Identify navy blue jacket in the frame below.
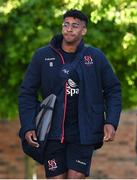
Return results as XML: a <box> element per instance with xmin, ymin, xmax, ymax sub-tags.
<box><xmin>18</xmin><ymin>34</ymin><xmax>121</xmax><ymax>147</ymax></box>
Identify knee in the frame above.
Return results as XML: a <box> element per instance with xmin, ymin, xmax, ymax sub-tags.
<box><xmin>67</xmin><ymin>169</ymin><xmax>85</xmax><ymax>179</ymax></box>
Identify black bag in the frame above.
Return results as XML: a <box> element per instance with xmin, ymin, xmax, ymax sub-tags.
<box><xmin>21</xmin><ymin>94</ymin><xmax>56</xmax><ymax>164</ymax></box>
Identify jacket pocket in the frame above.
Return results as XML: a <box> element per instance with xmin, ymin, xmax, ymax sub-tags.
<box><xmin>90</xmin><ymin>104</ymin><xmax>105</xmax><ymax>134</ymax></box>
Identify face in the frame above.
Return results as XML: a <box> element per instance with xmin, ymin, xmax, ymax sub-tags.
<box><xmin>62</xmin><ymin>17</ymin><xmax>87</xmax><ymax>44</ymax></box>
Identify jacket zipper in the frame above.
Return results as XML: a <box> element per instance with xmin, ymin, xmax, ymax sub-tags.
<box><xmin>50</xmin><ymin>46</ymin><xmax>67</xmax><ymax>143</ymax></box>
<box><xmin>61</xmin><ymin>82</ymin><xmax>67</xmax><ymax>143</ymax></box>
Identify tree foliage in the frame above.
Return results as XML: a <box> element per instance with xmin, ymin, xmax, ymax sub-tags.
<box><xmin>0</xmin><ymin>0</ymin><xmax>137</xmax><ymax>120</ymax></box>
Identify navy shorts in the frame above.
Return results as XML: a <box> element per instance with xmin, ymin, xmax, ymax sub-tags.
<box><xmin>44</xmin><ymin>140</ymin><xmax>94</xmax><ymax>177</ymax></box>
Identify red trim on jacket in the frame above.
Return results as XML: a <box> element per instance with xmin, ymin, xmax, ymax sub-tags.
<box><xmin>50</xmin><ymin>46</ymin><xmax>67</xmax><ymax>143</ymax></box>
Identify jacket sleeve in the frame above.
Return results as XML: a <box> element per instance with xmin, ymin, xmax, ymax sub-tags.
<box><xmin>18</xmin><ymin>49</ymin><xmax>41</xmax><ymax>138</ymax></box>
<box><xmin>100</xmin><ymin>51</ymin><xmax>122</xmax><ymax>130</ymax></box>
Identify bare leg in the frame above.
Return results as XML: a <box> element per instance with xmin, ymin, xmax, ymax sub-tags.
<box><xmin>67</xmin><ymin>169</ymin><xmax>85</xmax><ymax>179</ymax></box>
<box><xmin>48</xmin><ymin>172</ymin><xmax>67</xmax><ymax>179</ymax></box>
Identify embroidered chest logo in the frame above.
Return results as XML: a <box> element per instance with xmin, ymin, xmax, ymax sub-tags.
<box><xmin>84</xmin><ymin>55</ymin><xmax>93</xmax><ymax>66</ymax></box>
<box><xmin>45</xmin><ymin>57</ymin><xmax>55</xmax><ymax>67</ymax></box>
<box><xmin>48</xmin><ymin>159</ymin><xmax>57</xmax><ymax>171</ymax></box>
<box><xmin>49</xmin><ymin>62</ymin><xmax>53</xmax><ymax>67</ymax></box>
<box><xmin>45</xmin><ymin>57</ymin><xmax>55</xmax><ymax>61</ymax></box>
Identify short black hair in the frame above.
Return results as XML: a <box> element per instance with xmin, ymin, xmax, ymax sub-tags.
<box><xmin>63</xmin><ymin>9</ymin><xmax>88</xmax><ymax>26</ymax></box>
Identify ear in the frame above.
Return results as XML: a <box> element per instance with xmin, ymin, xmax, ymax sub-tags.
<box><xmin>82</xmin><ymin>28</ymin><xmax>87</xmax><ymax>36</ymax></box>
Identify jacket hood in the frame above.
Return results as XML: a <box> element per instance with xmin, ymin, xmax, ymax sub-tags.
<box><xmin>50</xmin><ymin>34</ymin><xmax>84</xmax><ymax>53</ymax></box>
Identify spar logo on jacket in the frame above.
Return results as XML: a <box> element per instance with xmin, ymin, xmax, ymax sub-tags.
<box><xmin>66</xmin><ymin>79</ymin><xmax>79</xmax><ymax>96</ymax></box>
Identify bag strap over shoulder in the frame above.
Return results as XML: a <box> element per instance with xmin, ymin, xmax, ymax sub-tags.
<box><xmin>60</xmin><ymin>47</ymin><xmax>86</xmax><ymax>78</ymax></box>
<box><xmin>56</xmin><ymin>47</ymin><xmax>87</xmax><ymax>95</ymax></box>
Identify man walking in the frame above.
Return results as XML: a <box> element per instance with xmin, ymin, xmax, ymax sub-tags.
<box><xmin>18</xmin><ymin>9</ymin><xmax>122</xmax><ymax>179</ymax></box>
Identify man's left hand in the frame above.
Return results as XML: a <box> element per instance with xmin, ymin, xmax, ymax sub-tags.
<box><xmin>103</xmin><ymin>124</ymin><xmax>116</xmax><ymax>142</ymax></box>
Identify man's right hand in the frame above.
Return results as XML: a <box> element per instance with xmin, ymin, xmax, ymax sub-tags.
<box><xmin>25</xmin><ymin>130</ymin><xmax>39</xmax><ymax>148</ymax></box>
